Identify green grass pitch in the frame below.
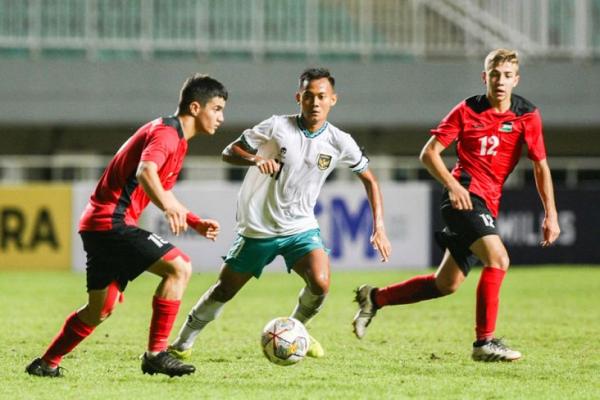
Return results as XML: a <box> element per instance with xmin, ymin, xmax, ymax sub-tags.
<box><xmin>2</xmin><ymin>267</ymin><xmax>599</xmax><ymax>399</ymax></box>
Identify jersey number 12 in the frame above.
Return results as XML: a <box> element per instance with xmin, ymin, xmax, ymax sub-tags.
<box><xmin>478</xmin><ymin>135</ymin><xmax>499</xmax><ymax>156</ymax></box>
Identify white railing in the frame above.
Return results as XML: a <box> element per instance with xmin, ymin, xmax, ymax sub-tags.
<box><xmin>0</xmin><ymin>0</ymin><xmax>598</xmax><ymax>60</ymax></box>
<box><xmin>1</xmin><ymin>154</ymin><xmax>599</xmax><ymax>189</ymax></box>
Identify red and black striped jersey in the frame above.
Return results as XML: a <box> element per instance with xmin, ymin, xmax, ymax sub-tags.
<box><xmin>79</xmin><ymin>116</ymin><xmax>188</xmax><ymax>231</ymax></box>
<box><xmin>431</xmin><ymin>94</ymin><xmax>546</xmax><ymax>217</ymax></box>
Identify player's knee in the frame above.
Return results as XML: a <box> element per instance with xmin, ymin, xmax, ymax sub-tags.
<box><xmin>490</xmin><ymin>253</ymin><xmax>510</xmax><ymax>270</ymax></box>
<box><xmin>97</xmin><ymin>310</ymin><xmax>113</xmax><ymax>324</ymax></box>
<box><xmin>434</xmin><ymin>275</ymin><xmax>462</xmax><ymax>295</ymax></box>
<box><xmin>177</xmin><ymin>260</ymin><xmax>193</xmax><ymax>283</ymax></box>
<box><xmin>79</xmin><ymin>308</ymin><xmax>111</xmax><ymax>327</ymax></box>
<box><xmin>162</xmin><ymin>248</ymin><xmax>193</xmax><ymax>282</ymax></box>
<box><xmin>165</xmin><ymin>258</ymin><xmax>193</xmax><ymax>283</ymax></box>
<box><xmin>309</xmin><ymin>275</ymin><xmax>329</xmax><ymax>295</ymax></box>
<box><xmin>100</xmin><ymin>302</ymin><xmax>118</xmax><ymax>321</ymax></box>
<box><xmin>500</xmin><ymin>254</ymin><xmax>510</xmax><ymax>270</ymax></box>
<box><xmin>436</xmin><ymin>280</ymin><xmax>460</xmax><ymax>296</ymax></box>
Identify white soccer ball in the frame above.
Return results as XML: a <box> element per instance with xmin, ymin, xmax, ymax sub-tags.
<box><xmin>261</xmin><ymin>317</ymin><xmax>309</xmax><ymax>366</ymax></box>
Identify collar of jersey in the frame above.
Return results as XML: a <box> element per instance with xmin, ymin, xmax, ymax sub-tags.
<box><xmin>296</xmin><ymin>115</ymin><xmax>328</xmax><ymax>138</ymax></box>
<box><xmin>162</xmin><ymin>115</ymin><xmax>185</xmax><ymax>139</ymax></box>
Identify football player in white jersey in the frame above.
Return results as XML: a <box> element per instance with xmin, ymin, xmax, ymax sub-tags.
<box><xmin>169</xmin><ymin>68</ymin><xmax>391</xmax><ymax>359</ymax></box>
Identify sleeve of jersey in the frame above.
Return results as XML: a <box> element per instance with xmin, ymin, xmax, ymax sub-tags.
<box><xmin>430</xmin><ymin>102</ymin><xmax>463</xmax><ymax>147</ymax></box>
<box><xmin>340</xmin><ymin>133</ymin><xmax>369</xmax><ymax>174</ymax></box>
<box><xmin>238</xmin><ymin>115</ymin><xmax>276</xmax><ymax>152</ymax></box>
<box><xmin>524</xmin><ymin>109</ymin><xmax>547</xmax><ymax>161</ymax></box>
<box><xmin>140</xmin><ymin>126</ymin><xmax>179</xmax><ymax>170</ymax></box>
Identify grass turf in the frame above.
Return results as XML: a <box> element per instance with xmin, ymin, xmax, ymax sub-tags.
<box><xmin>1</xmin><ymin>266</ymin><xmax>599</xmax><ymax>399</ymax></box>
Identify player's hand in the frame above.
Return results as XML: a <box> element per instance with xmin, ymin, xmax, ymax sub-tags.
<box><xmin>540</xmin><ymin>215</ymin><xmax>560</xmax><ymax>247</ymax></box>
<box><xmin>255</xmin><ymin>157</ymin><xmax>281</xmax><ymax>175</ymax></box>
<box><xmin>447</xmin><ymin>182</ymin><xmax>473</xmax><ymax>211</ymax></box>
<box><xmin>164</xmin><ymin>203</ymin><xmax>189</xmax><ymax>236</ymax></box>
<box><xmin>192</xmin><ymin>219</ymin><xmax>221</xmax><ymax>241</ymax></box>
<box><xmin>370</xmin><ymin>229</ymin><xmax>391</xmax><ymax>262</ymax></box>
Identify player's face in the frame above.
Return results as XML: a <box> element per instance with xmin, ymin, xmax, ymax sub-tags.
<box><xmin>296</xmin><ymin>78</ymin><xmax>337</xmax><ymax>128</ymax></box>
<box><xmin>483</xmin><ymin>61</ymin><xmax>519</xmax><ymax>106</ymax></box>
<box><xmin>195</xmin><ymin>97</ymin><xmax>226</xmax><ymax>135</ymax></box>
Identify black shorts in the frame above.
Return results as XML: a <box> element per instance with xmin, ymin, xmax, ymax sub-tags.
<box><xmin>80</xmin><ymin>225</ymin><xmax>175</xmax><ymax>292</ymax></box>
<box><xmin>434</xmin><ymin>192</ymin><xmax>498</xmax><ymax>276</ymax></box>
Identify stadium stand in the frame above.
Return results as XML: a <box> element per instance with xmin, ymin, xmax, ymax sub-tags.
<box><xmin>0</xmin><ymin>0</ymin><xmax>599</xmax><ymax>185</ymax></box>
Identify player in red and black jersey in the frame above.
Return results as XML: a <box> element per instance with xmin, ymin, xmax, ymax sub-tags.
<box><xmin>352</xmin><ymin>49</ymin><xmax>561</xmax><ymax>361</ymax></box>
<box><xmin>26</xmin><ymin>74</ymin><xmax>227</xmax><ymax>377</ymax></box>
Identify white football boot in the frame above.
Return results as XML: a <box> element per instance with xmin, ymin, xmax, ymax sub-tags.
<box><xmin>472</xmin><ymin>338</ymin><xmax>522</xmax><ymax>362</ymax></box>
<box><xmin>352</xmin><ymin>284</ymin><xmax>378</xmax><ymax>339</ymax></box>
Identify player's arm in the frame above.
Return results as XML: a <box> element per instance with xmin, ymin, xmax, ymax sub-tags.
<box><xmin>532</xmin><ymin>159</ymin><xmax>560</xmax><ymax>246</ymax></box>
<box><xmin>137</xmin><ymin>161</ymin><xmax>220</xmax><ymax>240</ymax></box>
<box><xmin>136</xmin><ymin>160</ymin><xmax>189</xmax><ymax>235</ymax></box>
<box><xmin>222</xmin><ymin>140</ymin><xmax>280</xmax><ymax>175</ymax></box>
<box><xmin>419</xmin><ymin>136</ymin><xmax>473</xmax><ymax>210</ymax></box>
<box><xmin>357</xmin><ymin>169</ymin><xmax>391</xmax><ymax>262</ymax></box>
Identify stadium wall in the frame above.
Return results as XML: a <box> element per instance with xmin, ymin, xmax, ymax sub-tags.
<box><xmin>1</xmin><ymin>183</ymin><xmax>598</xmax><ymax>270</ymax></box>
<box><xmin>430</xmin><ymin>187</ymin><xmax>600</xmax><ymax>265</ymax></box>
<box><xmin>1</xmin><ymin>58</ymin><xmax>600</xmax><ymax>127</ymax></box>
<box><xmin>70</xmin><ymin>181</ymin><xmax>431</xmax><ymax>272</ymax></box>
<box><xmin>1</xmin><ymin>59</ymin><xmax>600</xmax><ymax>158</ymax></box>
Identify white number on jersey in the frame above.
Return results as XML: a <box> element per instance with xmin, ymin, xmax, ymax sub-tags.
<box><xmin>479</xmin><ymin>213</ymin><xmax>495</xmax><ymax>228</ymax></box>
<box><xmin>148</xmin><ymin>233</ymin><xmax>168</xmax><ymax>248</ymax></box>
<box><xmin>478</xmin><ymin>135</ymin><xmax>499</xmax><ymax>156</ymax></box>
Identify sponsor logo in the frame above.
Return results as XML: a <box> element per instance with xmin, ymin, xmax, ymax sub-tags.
<box><xmin>315</xmin><ymin>197</ymin><xmax>377</xmax><ymax>259</ymax></box>
<box><xmin>1</xmin><ymin>185</ymin><xmax>71</xmax><ymax>269</ymax></box>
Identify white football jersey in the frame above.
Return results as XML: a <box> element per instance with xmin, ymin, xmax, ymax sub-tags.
<box><xmin>224</xmin><ymin>114</ymin><xmax>369</xmax><ymax>238</ymax></box>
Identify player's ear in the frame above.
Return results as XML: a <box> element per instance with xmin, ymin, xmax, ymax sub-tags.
<box><xmin>330</xmin><ymin>93</ymin><xmax>337</xmax><ymax>107</ymax></box>
<box><xmin>295</xmin><ymin>92</ymin><xmax>301</xmax><ymax>104</ymax></box>
<box><xmin>513</xmin><ymin>74</ymin><xmax>520</xmax><ymax>88</ymax></box>
<box><xmin>481</xmin><ymin>71</ymin><xmax>487</xmax><ymax>85</ymax></box>
<box><xmin>189</xmin><ymin>101</ymin><xmax>201</xmax><ymax>116</ymax></box>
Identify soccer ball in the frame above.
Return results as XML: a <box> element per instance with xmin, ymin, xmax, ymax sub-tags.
<box><xmin>261</xmin><ymin>317</ymin><xmax>309</xmax><ymax>366</ymax></box>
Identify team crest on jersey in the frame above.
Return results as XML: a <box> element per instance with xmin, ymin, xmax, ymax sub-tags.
<box><xmin>499</xmin><ymin>122</ymin><xmax>513</xmax><ymax>132</ymax></box>
<box><xmin>317</xmin><ymin>154</ymin><xmax>332</xmax><ymax>170</ymax></box>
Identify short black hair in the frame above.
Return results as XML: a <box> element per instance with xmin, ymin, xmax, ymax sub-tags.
<box><xmin>177</xmin><ymin>73</ymin><xmax>228</xmax><ymax>115</ymax></box>
<box><xmin>298</xmin><ymin>67</ymin><xmax>335</xmax><ymax>89</ymax></box>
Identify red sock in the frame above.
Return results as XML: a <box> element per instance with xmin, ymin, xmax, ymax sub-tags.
<box><xmin>148</xmin><ymin>296</ymin><xmax>181</xmax><ymax>353</ymax></box>
<box><xmin>42</xmin><ymin>311</ymin><xmax>95</xmax><ymax>368</ymax></box>
<box><xmin>476</xmin><ymin>267</ymin><xmax>506</xmax><ymax>341</ymax></box>
<box><xmin>375</xmin><ymin>273</ymin><xmax>443</xmax><ymax>307</ymax></box>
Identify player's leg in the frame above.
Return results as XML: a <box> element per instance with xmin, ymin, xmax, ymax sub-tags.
<box><xmin>290</xmin><ymin>248</ymin><xmax>330</xmax><ymax>358</ymax></box>
<box><xmin>376</xmin><ymin>249</ymin><xmax>463</xmax><ymax>305</ymax></box>
<box><xmin>170</xmin><ymin>234</ymin><xmax>274</xmax><ymax>358</ymax></box>
<box><xmin>353</xmin><ymin>190</ymin><xmax>480</xmax><ymax>339</ymax></box>
<box><xmin>290</xmin><ymin>248</ymin><xmax>330</xmax><ymax>323</ymax></box>
<box><xmin>26</xmin><ymin>283</ymin><xmax>121</xmax><ymax>377</ymax></box>
<box><xmin>26</xmin><ymin>230</ymin><xmax>126</xmax><ymax>377</ymax></box>
<box><xmin>352</xmin><ymin>250</ymin><xmax>464</xmax><ymax>339</ymax></box>
<box><xmin>146</xmin><ymin>249</ymin><xmax>193</xmax><ymax>354</ymax></box>
<box><xmin>281</xmin><ymin>229</ymin><xmax>330</xmax><ymax>325</ymax></box>
<box><xmin>169</xmin><ymin>263</ymin><xmax>253</xmax><ymax>356</ymax></box>
<box><xmin>470</xmin><ymin>234</ymin><xmax>510</xmax><ymax>342</ymax></box>
<box><xmin>110</xmin><ymin>227</ymin><xmax>196</xmax><ymax>376</ymax></box>
<box><xmin>469</xmin><ymin>235</ymin><xmax>521</xmax><ymax>361</ymax></box>
<box><xmin>141</xmin><ymin>248</ymin><xmax>197</xmax><ymax>376</ymax></box>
